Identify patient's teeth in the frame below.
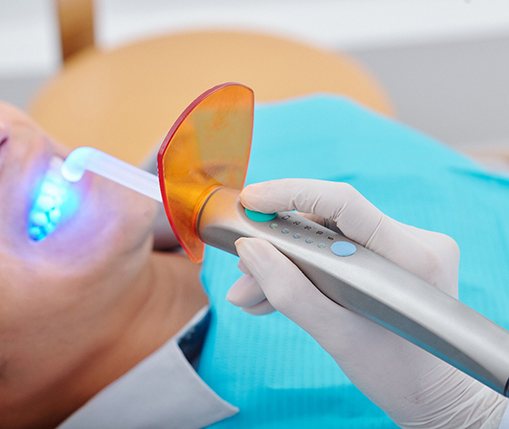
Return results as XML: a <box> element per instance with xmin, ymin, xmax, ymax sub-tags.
<box><xmin>40</xmin><ymin>182</ymin><xmax>62</xmax><ymax>197</ymax></box>
<box><xmin>28</xmin><ymin>226</ymin><xmax>45</xmax><ymax>241</ymax></box>
<box><xmin>28</xmin><ymin>156</ymin><xmax>76</xmax><ymax>242</ymax></box>
<box><xmin>48</xmin><ymin>208</ymin><xmax>61</xmax><ymax>224</ymax></box>
<box><xmin>36</xmin><ymin>195</ymin><xmax>56</xmax><ymax>211</ymax></box>
<box><xmin>29</xmin><ymin>211</ymin><xmax>49</xmax><ymax>227</ymax></box>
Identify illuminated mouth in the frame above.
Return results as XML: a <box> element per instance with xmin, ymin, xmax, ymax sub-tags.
<box><xmin>28</xmin><ymin>157</ymin><xmax>79</xmax><ymax>241</ymax></box>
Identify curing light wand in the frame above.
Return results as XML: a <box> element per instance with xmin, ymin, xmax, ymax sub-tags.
<box><xmin>59</xmin><ymin>145</ymin><xmax>509</xmax><ymax>398</ymax></box>
<box><xmin>61</xmin><ymin>147</ymin><xmax>162</xmax><ymax>203</ymax></box>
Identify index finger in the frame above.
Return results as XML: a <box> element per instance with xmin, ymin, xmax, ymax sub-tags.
<box><xmin>240</xmin><ymin>179</ymin><xmax>382</xmax><ymax>246</ymax></box>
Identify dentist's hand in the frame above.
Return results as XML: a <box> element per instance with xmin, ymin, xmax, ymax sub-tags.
<box><xmin>228</xmin><ymin>179</ymin><xmax>507</xmax><ymax>428</ymax></box>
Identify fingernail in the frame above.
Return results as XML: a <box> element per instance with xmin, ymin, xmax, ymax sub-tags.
<box><xmin>225</xmin><ymin>275</ymin><xmax>249</xmax><ymax>304</ymax></box>
<box><xmin>241</xmin><ymin>183</ymin><xmax>264</xmax><ymax>199</ymax></box>
<box><xmin>235</xmin><ymin>238</ymin><xmax>263</xmax><ymax>280</ymax></box>
<box><xmin>240</xmin><ymin>184</ymin><xmax>265</xmax><ymax>209</ymax></box>
<box><xmin>225</xmin><ymin>287</ymin><xmax>238</xmax><ymax>304</ymax></box>
<box><xmin>238</xmin><ymin>259</ymin><xmax>250</xmax><ymax>275</ymax></box>
<box><xmin>234</xmin><ymin>237</ymin><xmax>248</xmax><ymax>259</ymax></box>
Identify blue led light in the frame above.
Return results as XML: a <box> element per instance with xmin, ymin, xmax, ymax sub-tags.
<box><xmin>48</xmin><ymin>208</ymin><xmax>62</xmax><ymax>224</ymax></box>
<box><xmin>28</xmin><ymin>226</ymin><xmax>45</xmax><ymax>241</ymax></box>
<box><xmin>36</xmin><ymin>195</ymin><xmax>56</xmax><ymax>211</ymax></box>
<box><xmin>28</xmin><ymin>157</ymin><xmax>79</xmax><ymax>241</ymax></box>
<box><xmin>29</xmin><ymin>211</ymin><xmax>49</xmax><ymax>227</ymax></box>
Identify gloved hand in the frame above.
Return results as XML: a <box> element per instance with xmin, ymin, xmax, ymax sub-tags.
<box><xmin>228</xmin><ymin>178</ymin><xmax>508</xmax><ymax>428</ymax></box>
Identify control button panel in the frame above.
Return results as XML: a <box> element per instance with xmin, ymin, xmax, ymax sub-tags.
<box><xmin>251</xmin><ymin>211</ymin><xmax>357</xmax><ymax>256</ymax></box>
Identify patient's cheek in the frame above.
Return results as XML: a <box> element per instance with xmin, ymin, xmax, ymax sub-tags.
<box><xmin>72</xmin><ymin>178</ymin><xmax>157</xmax><ymax>251</ymax></box>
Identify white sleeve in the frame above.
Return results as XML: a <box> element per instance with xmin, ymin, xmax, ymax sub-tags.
<box><xmin>58</xmin><ymin>310</ymin><xmax>237</xmax><ymax>429</ymax></box>
<box><xmin>499</xmin><ymin>400</ymin><xmax>509</xmax><ymax>429</ymax></box>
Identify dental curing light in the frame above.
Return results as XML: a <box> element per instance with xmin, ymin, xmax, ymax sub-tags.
<box><xmin>61</xmin><ymin>83</ymin><xmax>509</xmax><ymax>397</ymax></box>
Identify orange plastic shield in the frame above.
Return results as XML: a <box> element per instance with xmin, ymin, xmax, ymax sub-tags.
<box><xmin>157</xmin><ymin>83</ymin><xmax>254</xmax><ymax>263</ymax></box>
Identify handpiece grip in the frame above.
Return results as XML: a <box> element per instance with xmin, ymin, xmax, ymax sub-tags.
<box><xmin>197</xmin><ymin>187</ymin><xmax>509</xmax><ymax>396</ymax></box>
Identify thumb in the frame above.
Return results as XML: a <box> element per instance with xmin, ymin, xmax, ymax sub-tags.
<box><xmin>235</xmin><ymin>237</ymin><xmax>350</xmax><ymax>341</ymax></box>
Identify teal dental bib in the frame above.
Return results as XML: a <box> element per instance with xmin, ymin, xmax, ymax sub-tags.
<box><xmin>198</xmin><ymin>96</ymin><xmax>509</xmax><ymax>428</ymax></box>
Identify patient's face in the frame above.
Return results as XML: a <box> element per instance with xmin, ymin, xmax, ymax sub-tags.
<box><xmin>0</xmin><ymin>102</ymin><xmax>157</xmax><ymax>406</ymax></box>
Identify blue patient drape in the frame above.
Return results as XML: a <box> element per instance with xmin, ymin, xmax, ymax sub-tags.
<box><xmin>198</xmin><ymin>96</ymin><xmax>509</xmax><ymax>428</ymax></box>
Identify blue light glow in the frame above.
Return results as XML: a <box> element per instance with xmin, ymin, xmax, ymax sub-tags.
<box><xmin>28</xmin><ymin>157</ymin><xmax>80</xmax><ymax>241</ymax></box>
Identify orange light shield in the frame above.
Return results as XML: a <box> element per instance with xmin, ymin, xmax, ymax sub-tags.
<box><xmin>157</xmin><ymin>83</ymin><xmax>254</xmax><ymax>262</ymax></box>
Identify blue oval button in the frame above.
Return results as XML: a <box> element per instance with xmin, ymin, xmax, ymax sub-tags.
<box><xmin>330</xmin><ymin>241</ymin><xmax>357</xmax><ymax>257</ymax></box>
<box><xmin>244</xmin><ymin>208</ymin><xmax>277</xmax><ymax>222</ymax></box>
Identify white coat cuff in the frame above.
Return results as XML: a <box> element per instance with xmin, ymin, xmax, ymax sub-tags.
<box><xmin>499</xmin><ymin>399</ymin><xmax>509</xmax><ymax>429</ymax></box>
<box><xmin>58</xmin><ymin>323</ymin><xmax>237</xmax><ymax>428</ymax></box>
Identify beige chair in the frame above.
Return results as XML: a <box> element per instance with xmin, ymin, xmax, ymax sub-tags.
<box><xmin>29</xmin><ymin>0</ymin><xmax>394</xmax><ymax>165</ymax></box>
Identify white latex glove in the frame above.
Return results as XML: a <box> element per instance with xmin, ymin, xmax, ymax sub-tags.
<box><xmin>227</xmin><ymin>179</ymin><xmax>508</xmax><ymax>429</ymax></box>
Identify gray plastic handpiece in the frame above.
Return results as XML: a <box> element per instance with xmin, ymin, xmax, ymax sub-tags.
<box><xmin>197</xmin><ymin>187</ymin><xmax>509</xmax><ymax>396</ymax></box>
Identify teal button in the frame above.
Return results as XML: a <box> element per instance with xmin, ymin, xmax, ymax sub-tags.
<box><xmin>244</xmin><ymin>208</ymin><xmax>277</xmax><ymax>222</ymax></box>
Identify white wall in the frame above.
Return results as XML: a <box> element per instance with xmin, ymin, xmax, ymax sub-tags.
<box><xmin>1</xmin><ymin>0</ymin><xmax>508</xmax><ymax>149</ymax></box>
<box><xmin>1</xmin><ymin>0</ymin><xmax>509</xmax><ymax>76</ymax></box>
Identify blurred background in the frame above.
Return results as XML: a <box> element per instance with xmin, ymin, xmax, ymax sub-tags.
<box><xmin>1</xmin><ymin>0</ymin><xmax>508</xmax><ymax>157</ymax></box>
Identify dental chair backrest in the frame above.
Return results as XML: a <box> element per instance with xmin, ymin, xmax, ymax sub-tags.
<box><xmin>31</xmin><ymin>4</ymin><xmax>393</xmax><ymax>166</ymax></box>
